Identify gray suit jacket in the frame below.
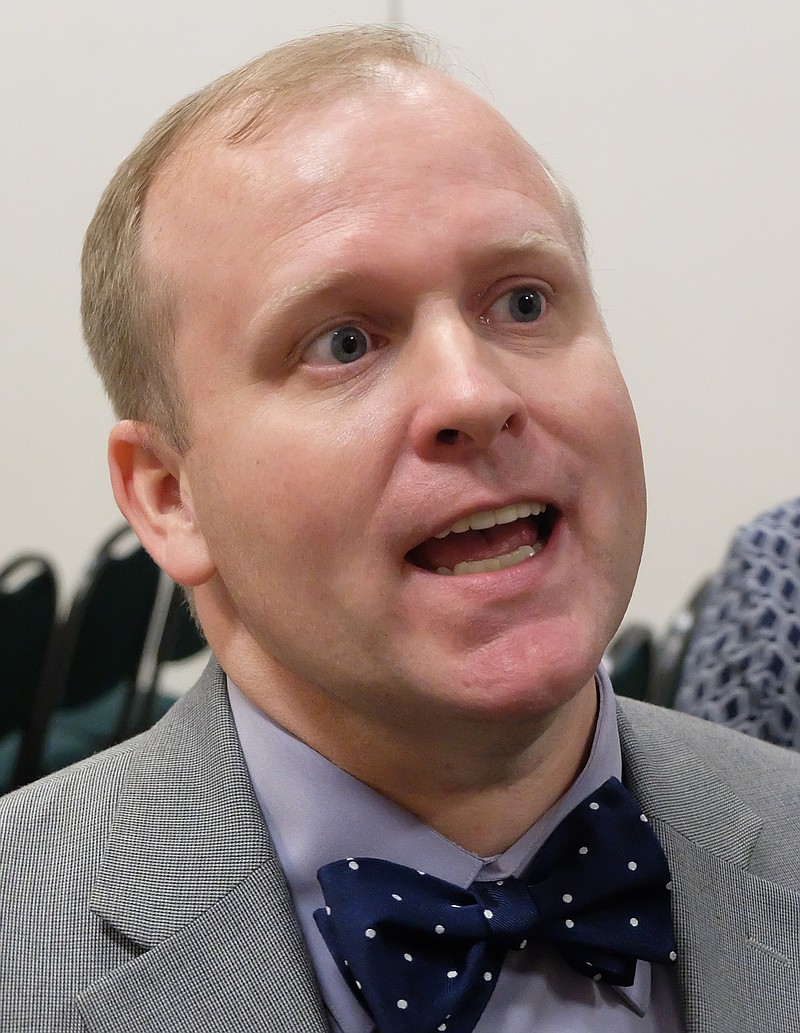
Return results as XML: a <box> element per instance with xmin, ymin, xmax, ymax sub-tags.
<box><xmin>2</xmin><ymin>660</ymin><xmax>800</xmax><ymax>1032</ymax></box>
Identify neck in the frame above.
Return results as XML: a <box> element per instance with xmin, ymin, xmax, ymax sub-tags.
<box><xmin>336</xmin><ymin>680</ymin><xmax>599</xmax><ymax>855</ymax></box>
<box><xmin>227</xmin><ymin>649</ymin><xmax>599</xmax><ymax>856</ymax></box>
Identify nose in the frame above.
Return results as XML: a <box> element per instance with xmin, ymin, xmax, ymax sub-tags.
<box><xmin>405</xmin><ymin>310</ymin><xmax>528</xmax><ymax>460</ymax></box>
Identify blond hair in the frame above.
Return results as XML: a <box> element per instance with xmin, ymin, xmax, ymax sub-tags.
<box><xmin>81</xmin><ymin>25</ymin><xmax>584</xmax><ymax>450</ymax></box>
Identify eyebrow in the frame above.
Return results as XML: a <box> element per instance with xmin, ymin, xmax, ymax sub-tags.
<box><xmin>260</xmin><ymin>269</ymin><xmax>360</xmax><ymax>318</ymax></box>
<box><xmin>248</xmin><ymin>229</ymin><xmax>581</xmax><ymax>342</ymax></box>
<box><xmin>483</xmin><ymin>229</ymin><xmax>579</xmax><ymax>267</ymax></box>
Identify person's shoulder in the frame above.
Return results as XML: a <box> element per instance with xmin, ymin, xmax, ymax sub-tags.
<box><xmin>618</xmin><ymin>696</ymin><xmax>800</xmax><ymax>805</ymax></box>
<box><xmin>0</xmin><ymin>734</ymin><xmax>140</xmax><ymax>867</ymax></box>
<box><xmin>729</xmin><ymin>495</ymin><xmax>800</xmax><ymax>551</ymax></box>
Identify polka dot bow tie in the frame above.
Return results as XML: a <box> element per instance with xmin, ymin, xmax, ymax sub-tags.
<box><xmin>314</xmin><ymin>777</ymin><xmax>677</xmax><ymax>1033</ymax></box>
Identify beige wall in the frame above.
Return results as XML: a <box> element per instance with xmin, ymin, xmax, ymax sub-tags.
<box><xmin>3</xmin><ymin>0</ymin><xmax>798</xmax><ymax>632</ymax></box>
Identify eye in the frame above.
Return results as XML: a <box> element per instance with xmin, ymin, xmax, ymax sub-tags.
<box><xmin>302</xmin><ymin>324</ymin><xmax>374</xmax><ymax>366</ymax></box>
<box><xmin>486</xmin><ymin>286</ymin><xmax>546</xmax><ymax>325</ymax></box>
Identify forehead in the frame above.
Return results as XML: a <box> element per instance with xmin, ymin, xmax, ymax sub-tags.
<box><xmin>143</xmin><ymin>69</ymin><xmax>573</xmax><ymax>265</ymax></box>
<box><xmin>140</xmin><ymin>70</ymin><xmax>582</xmax><ymax>392</ymax></box>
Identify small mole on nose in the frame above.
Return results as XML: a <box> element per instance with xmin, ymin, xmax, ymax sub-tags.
<box><xmin>437</xmin><ymin>429</ymin><xmax>459</xmax><ymax>444</ymax></box>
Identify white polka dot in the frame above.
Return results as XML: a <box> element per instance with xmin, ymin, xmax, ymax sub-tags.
<box><xmin>438</xmin><ymin>1026</ymin><xmax>447</xmax><ymax>1032</ymax></box>
<box><xmin>355</xmin><ymin>981</ymin><xmax>362</xmax><ymax>990</ymax></box>
<box><xmin>669</xmin><ymin>951</ymin><xmax>677</xmax><ymax>961</ymax></box>
<box><xmin>496</xmin><ymin>880</ymin><xmax>504</xmax><ymax>886</ymax></box>
<box><xmin>365</xmin><ymin>928</ymin><xmax>376</xmax><ymax>938</ymax></box>
<box><xmin>565</xmin><ymin>919</ymin><xmax>575</xmax><ymax>929</ymax></box>
<box><xmin>579</xmin><ymin>847</ymin><xmax>589</xmax><ymax>855</ymax></box>
<box><xmin>562</xmin><ymin>893</ymin><xmax>573</xmax><ymax>903</ymax></box>
<box><xmin>344</xmin><ymin>960</ymin><xmax>348</xmax><ymax>967</ymax></box>
<box><xmin>404</xmin><ymin>953</ymin><xmax>413</xmax><ymax>962</ymax></box>
<box><xmin>628</xmin><ymin>861</ymin><xmax>638</xmax><ymax>871</ymax></box>
<box><xmin>348</xmin><ymin>861</ymin><xmax>360</xmax><ymax>870</ymax></box>
<box><xmin>447</xmin><ymin>970</ymin><xmax>458</xmax><ymax>979</ymax></box>
<box><xmin>629</xmin><ymin>917</ymin><xmax>639</xmax><ymax>927</ymax></box>
<box><xmin>640</xmin><ymin>813</ymin><xmax>648</xmax><ymax>823</ymax></box>
<box><xmin>666</xmin><ymin>881</ymin><xmax>673</xmax><ymax>891</ymax></box>
<box><xmin>518</xmin><ymin>939</ymin><xmax>528</xmax><ymax>950</ymax></box>
<box><xmin>593</xmin><ymin>973</ymin><xmax>603</xmax><ymax>982</ymax></box>
<box><xmin>450</xmin><ymin>904</ymin><xmax>462</xmax><ymax>908</ymax></box>
<box><xmin>325</xmin><ymin>906</ymin><xmax>331</xmax><ymax>915</ymax></box>
<box><xmin>397</xmin><ymin>1000</ymin><xmax>408</xmax><ymax>1010</ymax></box>
<box><xmin>435</xmin><ymin>924</ymin><xmax>445</xmax><ymax>934</ymax></box>
<box><xmin>483</xmin><ymin>972</ymin><xmax>492</xmax><ymax>982</ymax></box>
<box><xmin>417</xmin><ymin>870</ymin><xmax>426</xmax><ymax>876</ymax></box>
<box><xmin>392</xmin><ymin>893</ymin><xmax>402</xmax><ymax>901</ymax></box>
<box><xmin>589</xmin><ymin>802</ymin><xmax>600</xmax><ymax>811</ymax></box>
<box><xmin>483</xmin><ymin>909</ymin><xmax>494</xmax><ymax>920</ymax></box>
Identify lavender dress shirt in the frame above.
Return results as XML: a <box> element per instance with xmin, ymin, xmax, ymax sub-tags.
<box><xmin>229</xmin><ymin>668</ymin><xmax>684</xmax><ymax>1032</ymax></box>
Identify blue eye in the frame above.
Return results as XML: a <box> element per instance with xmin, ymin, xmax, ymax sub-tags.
<box><xmin>329</xmin><ymin>325</ymin><xmax>369</xmax><ymax>363</ymax></box>
<box><xmin>487</xmin><ymin>286</ymin><xmax>546</xmax><ymax>324</ymax></box>
<box><xmin>507</xmin><ymin>287</ymin><xmax>545</xmax><ymax>322</ymax></box>
<box><xmin>304</xmin><ymin>324</ymin><xmax>373</xmax><ymax>366</ymax></box>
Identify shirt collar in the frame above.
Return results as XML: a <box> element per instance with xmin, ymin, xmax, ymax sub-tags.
<box><xmin>229</xmin><ymin>666</ymin><xmax>650</xmax><ymax>1021</ymax></box>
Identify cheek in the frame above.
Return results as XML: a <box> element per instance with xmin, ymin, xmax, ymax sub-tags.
<box><xmin>188</xmin><ymin>402</ymin><xmax>383</xmax><ymax>547</ymax></box>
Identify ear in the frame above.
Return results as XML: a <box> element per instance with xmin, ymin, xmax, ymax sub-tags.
<box><xmin>108</xmin><ymin>420</ymin><xmax>215</xmax><ymax>587</ymax></box>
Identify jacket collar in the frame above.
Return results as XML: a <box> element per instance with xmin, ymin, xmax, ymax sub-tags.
<box><xmin>79</xmin><ymin>659</ymin><xmax>331</xmax><ymax>1033</ymax></box>
<box><xmin>618</xmin><ymin>698</ymin><xmax>800</xmax><ymax>1033</ymax></box>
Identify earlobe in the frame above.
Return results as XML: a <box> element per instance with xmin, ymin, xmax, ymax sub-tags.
<box><xmin>108</xmin><ymin>420</ymin><xmax>216</xmax><ymax>587</ymax></box>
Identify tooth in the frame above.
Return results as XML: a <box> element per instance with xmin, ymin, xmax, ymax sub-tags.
<box><xmin>494</xmin><ymin>504</ymin><xmax>520</xmax><ymax>525</ymax></box>
<box><xmin>452</xmin><ymin>543</ymin><xmax>540</xmax><ymax>576</ymax></box>
<box><xmin>436</xmin><ymin>566</ymin><xmax>452</xmax><ymax>575</ymax></box>
<box><xmin>432</xmin><ymin>502</ymin><xmax>547</xmax><ymax>541</ymax></box>
<box><xmin>468</xmin><ymin>511</ymin><xmax>496</xmax><ymax>530</ymax></box>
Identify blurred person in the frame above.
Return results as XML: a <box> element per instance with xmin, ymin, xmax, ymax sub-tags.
<box><xmin>676</xmin><ymin>498</ymin><xmax>800</xmax><ymax>748</ymax></box>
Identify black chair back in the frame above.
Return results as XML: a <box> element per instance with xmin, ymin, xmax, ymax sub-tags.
<box><xmin>0</xmin><ymin>554</ymin><xmax>58</xmax><ymax>738</ymax></box>
<box><xmin>57</xmin><ymin>526</ymin><xmax>161</xmax><ymax>708</ymax></box>
<box><xmin>13</xmin><ymin>525</ymin><xmax>161</xmax><ymax>785</ymax></box>
<box><xmin>123</xmin><ymin>572</ymin><xmax>207</xmax><ymax>737</ymax></box>
<box><xmin>605</xmin><ymin>622</ymin><xmax>654</xmax><ymax>701</ymax></box>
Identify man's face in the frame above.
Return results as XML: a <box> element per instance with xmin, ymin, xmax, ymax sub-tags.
<box><xmin>143</xmin><ymin>70</ymin><xmax>645</xmax><ymax>731</ymax></box>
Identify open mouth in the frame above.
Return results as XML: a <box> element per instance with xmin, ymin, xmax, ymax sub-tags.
<box><xmin>406</xmin><ymin>502</ymin><xmax>559</xmax><ymax>576</ymax></box>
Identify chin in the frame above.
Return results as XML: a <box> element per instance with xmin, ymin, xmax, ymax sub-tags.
<box><xmin>420</xmin><ymin>638</ymin><xmax>601</xmax><ymax>726</ymax></box>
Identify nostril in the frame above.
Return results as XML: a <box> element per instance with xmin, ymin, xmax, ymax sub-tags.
<box><xmin>436</xmin><ymin>428</ymin><xmax>459</xmax><ymax>445</ymax></box>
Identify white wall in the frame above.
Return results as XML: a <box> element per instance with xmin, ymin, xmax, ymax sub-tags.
<box><xmin>3</xmin><ymin>0</ymin><xmax>799</xmax><ymax>632</ymax></box>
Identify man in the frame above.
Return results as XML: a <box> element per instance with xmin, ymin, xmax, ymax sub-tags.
<box><xmin>2</xmin><ymin>25</ymin><xmax>799</xmax><ymax>1033</ymax></box>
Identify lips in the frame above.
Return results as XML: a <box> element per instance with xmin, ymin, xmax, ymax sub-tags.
<box><xmin>407</xmin><ymin>502</ymin><xmax>558</xmax><ymax>576</ymax></box>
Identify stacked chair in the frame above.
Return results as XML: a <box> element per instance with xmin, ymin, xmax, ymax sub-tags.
<box><xmin>1</xmin><ymin>524</ymin><xmax>208</xmax><ymax>793</ymax></box>
<box><xmin>603</xmin><ymin>622</ymin><xmax>654</xmax><ymax>702</ymax></box>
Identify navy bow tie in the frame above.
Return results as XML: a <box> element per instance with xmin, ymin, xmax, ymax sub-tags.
<box><xmin>314</xmin><ymin>777</ymin><xmax>677</xmax><ymax>1033</ymax></box>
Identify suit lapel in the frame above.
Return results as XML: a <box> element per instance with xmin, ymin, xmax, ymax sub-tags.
<box><xmin>78</xmin><ymin>661</ymin><xmax>330</xmax><ymax>1033</ymax></box>
<box><xmin>618</xmin><ymin>700</ymin><xmax>800</xmax><ymax>1033</ymax></box>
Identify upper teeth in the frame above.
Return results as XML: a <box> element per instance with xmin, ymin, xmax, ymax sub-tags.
<box><xmin>434</xmin><ymin>502</ymin><xmax>546</xmax><ymax>538</ymax></box>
